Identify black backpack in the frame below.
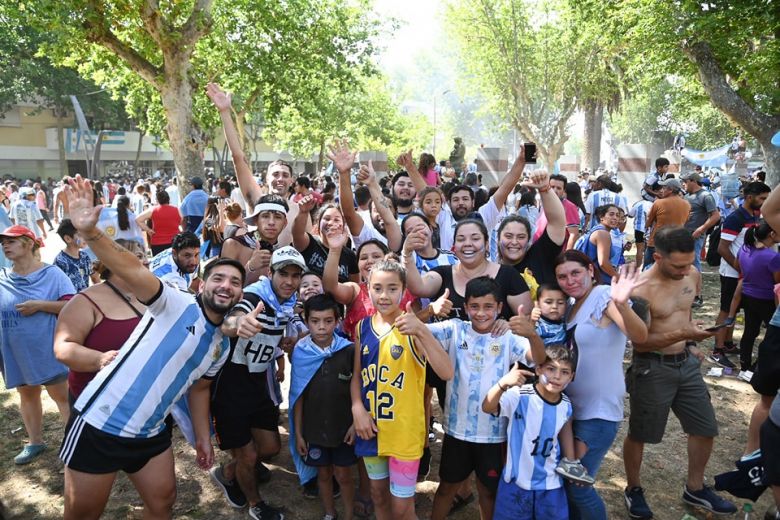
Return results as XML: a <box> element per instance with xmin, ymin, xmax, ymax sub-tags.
<box><xmin>706</xmin><ymin>224</ymin><xmax>721</xmax><ymax>267</ymax></box>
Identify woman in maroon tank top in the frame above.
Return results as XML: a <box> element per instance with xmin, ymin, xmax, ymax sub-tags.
<box><xmin>54</xmin><ymin>239</ymin><xmax>148</xmax><ymax>402</ymax></box>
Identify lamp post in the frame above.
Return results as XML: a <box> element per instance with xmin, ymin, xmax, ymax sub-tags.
<box><xmin>433</xmin><ymin>89</ymin><xmax>451</xmax><ymax>157</ymax></box>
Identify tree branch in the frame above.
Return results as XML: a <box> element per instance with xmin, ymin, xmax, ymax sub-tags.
<box><xmin>180</xmin><ymin>0</ymin><xmax>215</xmax><ymax>48</ymax></box>
<box><xmin>140</xmin><ymin>0</ymin><xmax>164</xmax><ymax>47</ymax></box>
<box><xmin>682</xmin><ymin>40</ymin><xmax>779</xmax><ymax>141</ymax></box>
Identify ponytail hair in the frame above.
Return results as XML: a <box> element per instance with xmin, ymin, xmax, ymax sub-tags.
<box><xmin>116</xmin><ymin>195</ymin><xmax>130</xmax><ymax>230</ymax></box>
<box><xmin>743</xmin><ymin>220</ymin><xmax>772</xmax><ymax>249</ymax></box>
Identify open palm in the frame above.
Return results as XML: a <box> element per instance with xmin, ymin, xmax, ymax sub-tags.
<box><xmin>205</xmin><ymin>83</ymin><xmax>232</xmax><ymax>112</ymax></box>
<box><xmin>611</xmin><ymin>264</ymin><xmax>646</xmax><ymax>305</ymax></box>
<box><xmin>326</xmin><ymin>139</ymin><xmax>357</xmax><ymax>173</ymax></box>
<box><xmin>65</xmin><ymin>175</ymin><xmax>102</xmax><ymax>233</ymax></box>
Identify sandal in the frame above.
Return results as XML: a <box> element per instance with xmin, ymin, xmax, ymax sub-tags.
<box><xmin>354</xmin><ymin>495</ymin><xmax>374</xmax><ymax>519</ymax></box>
<box><xmin>449</xmin><ymin>493</ymin><xmax>475</xmax><ymax>515</ymax></box>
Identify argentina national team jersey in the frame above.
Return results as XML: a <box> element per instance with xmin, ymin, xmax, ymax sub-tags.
<box><xmin>74</xmin><ymin>283</ymin><xmax>230</xmax><ymax>438</ymax></box>
<box><xmin>584</xmin><ymin>189</ymin><xmax>629</xmax><ymax>229</ymax></box>
<box><xmin>499</xmin><ymin>384</ymin><xmax>572</xmax><ymax>490</ymax></box>
<box><xmin>413</xmin><ymin>249</ymin><xmax>458</xmax><ymax>272</ymax></box>
<box><xmin>428</xmin><ymin>319</ymin><xmax>530</xmax><ymax>443</ymax></box>
<box><xmin>150</xmin><ymin>248</ymin><xmax>192</xmax><ymax>291</ymax></box>
<box><xmin>355</xmin><ymin>316</ymin><xmax>426</xmax><ymax>460</ymax></box>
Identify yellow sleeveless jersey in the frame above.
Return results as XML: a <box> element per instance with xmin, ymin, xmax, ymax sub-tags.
<box><xmin>354</xmin><ymin>315</ymin><xmax>427</xmax><ymax>460</ymax></box>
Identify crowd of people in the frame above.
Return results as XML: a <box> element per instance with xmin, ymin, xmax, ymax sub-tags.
<box><xmin>0</xmin><ymin>86</ymin><xmax>778</xmax><ymax>520</ymax></box>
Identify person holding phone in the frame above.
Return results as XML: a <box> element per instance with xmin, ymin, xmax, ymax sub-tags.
<box><xmin>623</xmin><ymin>226</ymin><xmax>736</xmax><ymax>518</ymax></box>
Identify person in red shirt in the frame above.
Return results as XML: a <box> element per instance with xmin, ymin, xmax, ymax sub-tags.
<box><xmin>135</xmin><ymin>189</ymin><xmax>182</xmax><ymax>255</ymax></box>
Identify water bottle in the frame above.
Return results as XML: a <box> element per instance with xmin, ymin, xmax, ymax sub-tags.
<box><xmin>743</xmin><ymin>503</ymin><xmax>753</xmax><ymax>519</ymax></box>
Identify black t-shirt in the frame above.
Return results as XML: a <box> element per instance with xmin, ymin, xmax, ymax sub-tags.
<box><xmin>511</xmin><ymin>229</ymin><xmax>564</xmax><ymax>285</ymax></box>
<box><xmin>302</xmin><ymin>345</ymin><xmax>355</xmax><ymax>447</ymax></box>
<box><xmin>431</xmin><ymin>263</ymin><xmax>529</xmax><ymax>321</ymax></box>
<box><xmin>300</xmin><ymin>232</ymin><xmax>358</xmax><ymax>282</ymax></box>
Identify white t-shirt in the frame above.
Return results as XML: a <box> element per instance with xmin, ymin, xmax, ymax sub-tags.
<box><xmin>10</xmin><ymin>200</ymin><xmax>43</xmax><ymax>236</ymax></box>
<box><xmin>437</xmin><ymin>197</ymin><xmax>506</xmax><ymax>253</ymax></box>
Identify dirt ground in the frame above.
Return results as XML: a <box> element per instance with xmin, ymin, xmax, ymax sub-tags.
<box><xmin>0</xmin><ymin>262</ymin><xmax>776</xmax><ymax>519</ymax></box>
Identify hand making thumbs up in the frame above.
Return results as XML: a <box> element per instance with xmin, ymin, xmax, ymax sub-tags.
<box><xmin>509</xmin><ymin>304</ymin><xmax>537</xmax><ymax>338</ymax></box>
<box><xmin>237</xmin><ymin>301</ymin><xmax>265</xmax><ymax>339</ymax></box>
<box><xmin>431</xmin><ymin>288</ymin><xmax>453</xmax><ymax>318</ymax></box>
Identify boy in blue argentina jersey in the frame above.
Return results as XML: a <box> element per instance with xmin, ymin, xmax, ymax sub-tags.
<box><xmin>482</xmin><ymin>346</ymin><xmax>576</xmax><ymax>520</ymax></box>
<box><xmin>60</xmin><ymin>176</ymin><xmax>246</xmax><ymax>520</ymax></box>
<box><xmin>427</xmin><ymin>277</ymin><xmax>547</xmax><ymax>520</ymax></box>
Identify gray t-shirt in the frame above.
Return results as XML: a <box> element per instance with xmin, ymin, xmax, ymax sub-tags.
<box><xmin>684</xmin><ymin>188</ymin><xmax>717</xmax><ymax>231</ymax></box>
<box><xmin>770</xmin><ymin>390</ymin><xmax>780</xmax><ymax>426</ymax></box>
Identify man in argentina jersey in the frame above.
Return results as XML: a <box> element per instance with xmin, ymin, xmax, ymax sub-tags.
<box><xmin>59</xmin><ymin>175</ymin><xmax>245</xmax><ymax>520</ymax></box>
<box><xmin>427</xmin><ymin>277</ymin><xmax>546</xmax><ymax>520</ymax></box>
<box><xmin>148</xmin><ymin>231</ymin><xmax>201</xmax><ymax>291</ymax></box>
<box><xmin>209</xmin><ymin>246</ymin><xmax>305</xmax><ymax>519</ymax></box>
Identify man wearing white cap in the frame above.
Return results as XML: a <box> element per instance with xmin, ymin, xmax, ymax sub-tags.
<box><xmin>209</xmin><ymin>246</ymin><xmax>305</xmax><ymax>519</ymax></box>
<box><xmin>220</xmin><ymin>194</ymin><xmax>289</xmax><ymax>286</ymax></box>
<box><xmin>9</xmin><ymin>186</ymin><xmax>46</xmax><ymax>238</ymax></box>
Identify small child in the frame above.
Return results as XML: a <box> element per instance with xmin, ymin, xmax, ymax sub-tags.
<box><xmin>54</xmin><ymin>218</ymin><xmax>94</xmax><ymax>292</ymax></box>
<box><xmin>352</xmin><ymin>259</ymin><xmax>454</xmax><ymax>519</ymax></box>
<box><xmin>531</xmin><ymin>284</ymin><xmax>568</xmax><ymax>346</ymax></box>
<box><xmin>291</xmin><ymin>294</ymin><xmax>356</xmax><ymax>520</ymax></box>
<box><xmin>482</xmin><ymin>346</ymin><xmax>577</xmax><ymax>520</ymax></box>
<box><xmin>418</xmin><ymin>187</ymin><xmax>444</xmax><ymax>249</ymax></box>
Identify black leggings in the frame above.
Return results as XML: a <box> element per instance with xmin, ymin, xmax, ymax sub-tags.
<box><xmin>739</xmin><ymin>294</ymin><xmax>776</xmax><ymax>370</ymax></box>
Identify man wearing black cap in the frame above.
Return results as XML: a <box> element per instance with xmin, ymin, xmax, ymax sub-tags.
<box><xmin>180</xmin><ymin>177</ymin><xmax>208</xmax><ymax>233</ymax></box>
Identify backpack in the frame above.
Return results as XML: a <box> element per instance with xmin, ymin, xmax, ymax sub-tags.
<box><xmin>706</xmin><ymin>225</ymin><xmax>722</xmax><ymax>267</ymax></box>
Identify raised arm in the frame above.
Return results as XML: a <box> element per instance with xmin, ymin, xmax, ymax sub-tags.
<box><xmin>65</xmin><ymin>176</ymin><xmax>161</xmax><ymax>303</ymax></box>
<box><xmin>292</xmin><ymin>196</ymin><xmax>316</xmax><ymax>252</ymax></box>
<box><xmin>358</xmin><ymin>161</ymin><xmax>402</xmax><ymax>252</ymax></box>
<box><xmin>206</xmin><ymin>83</ymin><xmax>262</xmax><ymax>206</ymax></box>
<box><xmin>526</xmin><ymin>170</ymin><xmax>566</xmax><ymax>245</ymax></box>
<box><xmin>323</xmin><ymin>230</ymin><xmax>360</xmax><ymax>305</ymax></box>
<box><xmin>401</xmin><ymin>232</ymin><xmax>444</xmax><ymax>297</ymax></box>
<box><xmin>763</xmin><ymin>184</ymin><xmax>780</xmax><ymax>234</ymax></box>
<box><xmin>604</xmin><ymin>265</ymin><xmax>648</xmax><ymax>343</ymax></box>
<box><xmin>492</xmin><ymin>147</ymin><xmax>526</xmax><ymax>211</ymax></box>
<box><xmin>397</xmin><ymin>150</ymin><xmax>427</xmax><ymax>193</ymax></box>
<box><xmin>329</xmin><ymin>140</ymin><xmax>364</xmax><ymax>237</ymax></box>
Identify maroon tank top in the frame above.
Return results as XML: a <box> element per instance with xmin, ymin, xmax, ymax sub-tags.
<box><xmin>67</xmin><ymin>289</ymin><xmax>143</xmax><ymax>399</ymax></box>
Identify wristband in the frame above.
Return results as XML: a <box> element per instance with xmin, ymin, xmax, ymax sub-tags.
<box><xmin>538</xmin><ymin>185</ymin><xmax>551</xmax><ymax>193</ymax></box>
<box><xmin>84</xmin><ymin>230</ymin><xmax>104</xmax><ymax>242</ymax></box>
<box><xmin>498</xmin><ymin>382</ymin><xmax>508</xmax><ymax>392</ymax></box>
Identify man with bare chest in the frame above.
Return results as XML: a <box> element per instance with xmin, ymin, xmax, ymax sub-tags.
<box><xmin>622</xmin><ymin>227</ymin><xmax>736</xmax><ymax>518</ymax></box>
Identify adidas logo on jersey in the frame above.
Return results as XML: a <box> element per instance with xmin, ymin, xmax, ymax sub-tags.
<box><xmin>362</xmin><ymin>345</ymin><xmax>369</xmax><ymax>355</ymax></box>
<box><xmin>186</xmin><ymin>325</ymin><xmax>196</xmax><ymax>335</ymax></box>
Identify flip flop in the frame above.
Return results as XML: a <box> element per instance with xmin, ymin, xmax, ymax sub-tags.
<box><xmin>449</xmin><ymin>493</ymin><xmax>475</xmax><ymax>515</ymax></box>
<box><xmin>354</xmin><ymin>495</ymin><xmax>374</xmax><ymax>519</ymax></box>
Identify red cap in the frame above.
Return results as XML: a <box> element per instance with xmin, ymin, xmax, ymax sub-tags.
<box><xmin>0</xmin><ymin>225</ymin><xmax>44</xmax><ymax>247</ymax></box>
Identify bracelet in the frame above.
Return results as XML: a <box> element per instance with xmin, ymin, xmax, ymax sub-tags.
<box><xmin>83</xmin><ymin>230</ymin><xmax>104</xmax><ymax>242</ymax></box>
<box><xmin>498</xmin><ymin>382</ymin><xmax>508</xmax><ymax>392</ymax></box>
<box><xmin>247</xmin><ymin>263</ymin><xmax>256</xmax><ymax>273</ymax></box>
<box><xmin>538</xmin><ymin>185</ymin><xmax>551</xmax><ymax>193</ymax></box>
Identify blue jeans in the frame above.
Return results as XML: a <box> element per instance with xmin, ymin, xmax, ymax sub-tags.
<box><xmin>642</xmin><ymin>246</ymin><xmax>655</xmax><ymax>270</ymax></box>
<box><xmin>692</xmin><ymin>236</ymin><xmax>705</xmax><ymax>272</ymax></box>
<box><xmin>566</xmin><ymin>419</ymin><xmax>621</xmax><ymax>520</ymax></box>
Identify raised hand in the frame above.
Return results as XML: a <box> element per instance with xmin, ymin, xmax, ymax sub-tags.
<box><xmin>611</xmin><ymin>264</ymin><xmax>646</xmax><ymax>306</ymax></box>
<box><xmin>396</xmin><ymin>149</ymin><xmax>414</xmax><ymax>170</ymax></box>
<box><xmin>205</xmin><ymin>83</ymin><xmax>232</xmax><ymax>113</ymax></box>
<box><xmin>498</xmin><ymin>362</ymin><xmax>535</xmax><ymax>389</ymax></box>
<box><xmin>237</xmin><ymin>301</ymin><xmax>265</xmax><ymax>339</ymax></box>
<box><xmin>430</xmin><ymin>288</ymin><xmax>453</xmax><ymax>318</ymax></box>
<box><xmin>394</xmin><ymin>302</ymin><xmax>425</xmax><ymax>336</ymax></box>
<box><xmin>249</xmin><ymin>244</ymin><xmax>271</xmax><ymax>275</ymax></box>
<box><xmin>521</xmin><ymin>169</ymin><xmax>551</xmax><ymax>191</ymax></box>
<box><xmin>357</xmin><ymin>160</ymin><xmax>379</xmax><ymax>187</ymax></box>
<box><xmin>402</xmin><ymin>230</ymin><xmax>426</xmax><ymax>255</ymax></box>
<box><xmin>64</xmin><ymin>175</ymin><xmax>102</xmax><ymax>234</ymax></box>
<box><xmin>326</xmin><ymin>138</ymin><xmax>357</xmax><ymax>173</ymax></box>
<box><xmin>326</xmin><ymin>227</ymin><xmax>350</xmax><ymax>250</ymax></box>
<box><xmin>508</xmin><ymin>305</ymin><xmax>537</xmax><ymax>338</ymax></box>
<box><xmin>298</xmin><ymin>194</ymin><xmax>317</xmax><ymax>214</ymax></box>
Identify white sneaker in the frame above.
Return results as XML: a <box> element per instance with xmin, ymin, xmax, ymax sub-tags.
<box><xmin>738</xmin><ymin>370</ymin><xmax>753</xmax><ymax>382</ymax></box>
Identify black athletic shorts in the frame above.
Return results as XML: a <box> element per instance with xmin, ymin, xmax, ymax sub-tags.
<box><xmin>438</xmin><ymin>434</ymin><xmax>505</xmax><ymax>492</ymax></box>
<box><xmin>719</xmin><ymin>275</ymin><xmax>739</xmax><ymax>313</ymax></box>
<box><xmin>751</xmin><ymin>324</ymin><xmax>780</xmax><ymax>396</ymax></box>
<box><xmin>634</xmin><ymin>230</ymin><xmax>645</xmax><ymax>244</ymax></box>
<box><xmin>212</xmin><ymin>392</ymin><xmax>280</xmax><ymax>450</ymax></box>
<box><xmin>59</xmin><ymin>413</ymin><xmax>172</xmax><ymax>474</ymax></box>
<box><xmin>760</xmin><ymin>417</ymin><xmax>780</xmax><ymax>486</ymax></box>
<box><xmin>303</xmin><ymin>442</ymin><xmax>357</xmax><ymax>468</ymax></box>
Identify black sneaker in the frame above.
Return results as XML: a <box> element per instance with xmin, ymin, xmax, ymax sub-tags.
<box><xmin>708</xmin><ymin>351</ymin><xmax>736</xmax><ymax>369</ymax></box>
<box><xmin>417</xmin><ymin>446</ymin><xmax>431</xmax><ymax>482</ymax></box>
<box><xmin>691</xmin><ymin>296</ymin><xmax>704</xmax><ymax>308</ymax></box>
<box><xmin>209</xmin><ymin>465</ymin><xmax>247</xmax><ymax>509</ymax></box>
<box><xmin>302</xmin><ymin>478</ymin><xmax>318</xmax><ymax>499</ymax></box>
<box><xmin>624</xmin><ymin>486</ymin><xmax>653</xmax><ymax>519</ymax></box>
<box><xmin>682</xmin><ymin>485</ymin><xmax>737</xmax><ymax>514</ymax></box>
<box><xmin>248</xmin><ymin>501</ymin><xmax>284</xmax><ymax>520</ymax></box>
<box><xmin>255</xmin><ymin>462</ymin><xmax>272</xmax><ymax>484</ymax></box>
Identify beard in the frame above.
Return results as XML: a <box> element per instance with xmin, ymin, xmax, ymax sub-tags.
<box><xmin>393</xmin><ymin>196</ymin><xmax>413</xmax><ymax>210</ymax></box>
<box><xmin>373</xmin><ymin>215</ymin><xmax>386</xmax><ymax>233</ymax></box>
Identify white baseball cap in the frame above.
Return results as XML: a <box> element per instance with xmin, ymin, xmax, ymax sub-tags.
<box><xmin>271</xmin><ymin>246</ymin><xmax>306</xmax><ymax>271</ymax></box>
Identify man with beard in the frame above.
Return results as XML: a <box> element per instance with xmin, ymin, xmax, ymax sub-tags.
<box><xmin>208</xmin><ymin>247</ymin><xmax>305</xmax><ymax>520</ymax></box>
<box><xmin>220</xmin><ymin>195</ymin><xmax>288</xmax><ymax>286</ymax></box>
<box><xmin>59</xmin><ymin>175</ymin><xmax>246</xmax><ymax>520</ymax></box>
<box><xmin>391</xmin><ymin>170</ymin><xmax>417</xmax><ymax>224</ymax></box>
<box><xmin>330</xmin><ymin>140</ymin><xmax>402</xmax><ymax>251</ymax></box>
<box><xmin>206</xmin><ymin>83</ymin><xmax>308</xmax><ymax>247</ymax></box>
<box><xmin>149</xmin><ymin>231</ymin><xmax>201</xmax><ymax>291</ymax></box>
<box><xmin>400</xmin><ymin>148</ymin><xmax>526</xmax><ymax>252</ymax></box>
<box><xmin>623</xmin><ymin>227</ymin><xmax>736</xmax><ymax>518</ymax></box>
<box><xmin>710</xmin><ymin>181</ymin><xmax>771</xmax><ymax>368</ymax></box>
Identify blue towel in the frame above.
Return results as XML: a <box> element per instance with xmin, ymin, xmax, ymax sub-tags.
<box><xmin>288</xmin><ymin>334</ymin><xmax>354</xmax><ymax>485</ymax></box>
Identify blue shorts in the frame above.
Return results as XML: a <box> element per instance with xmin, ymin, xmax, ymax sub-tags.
<box><xmin>303</xmin><ymin>442</ymin><xmax>357</xmax><ymax>468</ymax></box>
<box><xmin>493</xmin><ymin>479</ymin><xmax>568</xmax><ymax>520</ymax></box>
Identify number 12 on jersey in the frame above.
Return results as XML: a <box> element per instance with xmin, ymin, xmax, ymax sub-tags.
<box><xmin>365</xmin><ymin>390</ymin><xmax>395</xmax><ymax>420</ymax></box>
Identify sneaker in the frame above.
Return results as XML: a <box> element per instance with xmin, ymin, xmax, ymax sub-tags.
<box><xmin>555</xmin><ymin>457</ymin><xmax>595</xmax><ymax>485</ymax></box>
<box><xmin>302</xmin><ymin>478</ymin><xmax>318</xmax><ymax>499</ymax></box>
<box><xmin>682</xmin><ymin>484</ymin><xmax>737</xmax><ymax>514</ymax></box>
<box><xmin>721</xmin><ymin>341</ymin><xmax>739</xmax><ymax>353</ymax></box>
<box><xmin>248</xmin><ymin>501</ymin><xmax>284</xmax><ymax>520</ymax></box>
<box><xmin>14</xmin><ymin>443</ymin><xmax>46</xmax><ymax>465</ymax></box>
<box><xmin>738</xmin><ymin>370</ymin><xmax>753</xmax><ymax>383</ymax></box>
<box><xmin>417</xmin><ymin>446</ymin><xmax>431</xmax><ymax>482</ymax></box>
<box><xmin>691</xmin><ymin>296</ymin><xmax>704</xmax><ymax>308</ymax></box>
<box><xmin>428</xmin><ymin>416</ymin><xmax>436</xmax><ymax>441</ymax></box>
<box><xmin>708</xmin><ymin>351</ymin><xmax>736</xmax><ymax>369</ymax></box>
<box><xmin>255</xmin><ymin>461</ymin><xmax>272</xmax><ymax>484</ymax></box>
<box><xmin>624</xmin><ymin>486</ymin><xmax>653</xmax><ymax>519</ymax></box>
<box><xmin>210</xmin><ymin>465</ymin><xmax>247</xmax><ymax>509</ymax></box>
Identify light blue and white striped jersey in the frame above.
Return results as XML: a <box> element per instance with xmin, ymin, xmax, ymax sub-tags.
<box><xmin>628</xmin><ymin>200</ymin><xmax>653</xmax><ymax>232</ymax></box>
<box><xmin>500</xmin><ymin>384</ymin><xmax>572</xmax><ymax>490</ymax></box>
<box><xmin>584</xmin><ymin>189</ymin><xmax>628</xmax><ymax>229</ymax></box>
<box><xmin>413</xmin><ymin>249</ymin><xmax>458</xmax><ymax>272</ymax></box>
<box><xmin>96</xmin><ymin>207</ymin><xmax>144</xmax><ymax>244</ymax></box>
<box><xmin>437</xmin><ymin>198</ymin><xmax>507</xmax><ymax>255</ymax></box>
<box><xmin>74</xmin><ymin>284</ymin><xmax>230</xmax><ymax>438</ymax></box>
<box><xmin>428</xmin><ymin>319</ymin><xmax>530</xmax><ymax>443</ymax></box>
<box><xmin>150</xmin><ymin>248</ymin><xmax>193</xmax><ymax>291</ymax></box>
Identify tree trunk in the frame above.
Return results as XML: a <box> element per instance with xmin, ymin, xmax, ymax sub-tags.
<box><xmin>682</xmin><ymin>41</ymin><xmax>780</xmax><ymax>186</ymax></box>
<box><xmin>134</xmin><ymin>129</ymin><xmax>145</xmax><ymax>173</ymax></box>
<box><xmin>582</xmin><ymin>101</ymin><xmax>603</xmax><ymax>172</ymax></box>
<box><xmin>318</xmin><ymin>138</ymin><xmax>326</xmax><ymax>172</ymax></box>
<box><xmin>55</xmin><ymin>112</ymin><xmax>67</xmax><ymax>177</ymax></box>
<box><xmin>160</xmin><ymin>69</ymin><xmax>205</xmax><ymax>198</ymax></box>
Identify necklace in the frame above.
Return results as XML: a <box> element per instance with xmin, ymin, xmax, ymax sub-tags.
<box><xmin>455</xmin><ymin>260</ymin><xmax>490</xmax><ymax>279</ymax></box>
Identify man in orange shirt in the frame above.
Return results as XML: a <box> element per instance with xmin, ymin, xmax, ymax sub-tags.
<box><xmin>642</xmin><ymin>178</ymin><xmax>691</xmax><ymax>268</ymax></box>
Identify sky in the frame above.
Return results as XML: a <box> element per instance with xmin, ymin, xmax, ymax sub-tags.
<box><xmin>373</xmin><ymin>0</ymin><xmax>444</xmax><ymax>73</ymax></box>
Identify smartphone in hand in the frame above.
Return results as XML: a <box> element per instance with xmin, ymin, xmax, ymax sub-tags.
<box><xmin>523</xmin><ymin>143</ymin><xmax>537</xmax><ymax>164</ymax></box>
